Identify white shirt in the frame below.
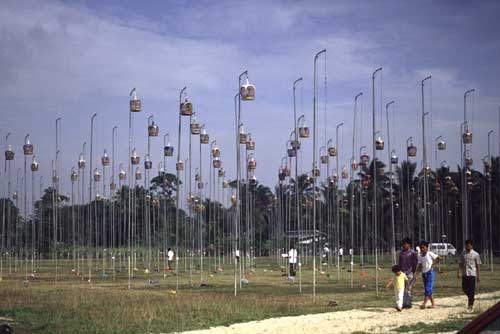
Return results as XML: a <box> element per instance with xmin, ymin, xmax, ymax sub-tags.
<box><xmin>235</xmin><ymin>249</ymin><xmax>240</xmax><ymax>257</ymax></box>
<box><xmin>418</xmin><ymin>251</ymin><xmax>438</xmax><ymax>273</ymax></box>
<box><xmin>339</xmin><ymin>248</ymin><xmax>344</xmax><ymax>256</ymax></box>
<box><xmin>167</xmin><ymin>250</ymin><xmax>174</xmax><ymax>261</ymax></box>
<box><xmin>288</xmin><ymin>248</ymin><xmax>297</xmax><ymax>264</ymax></box>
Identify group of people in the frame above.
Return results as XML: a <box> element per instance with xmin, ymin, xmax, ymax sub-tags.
<box><xmin>388</xmin><ymin>238</ymin><xmax>481</xmax><ymax>312</ymax></box>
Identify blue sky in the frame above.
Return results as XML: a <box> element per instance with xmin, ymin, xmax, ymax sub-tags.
<box><xmin>1</xmin><ymin>0</ymin><xmax>499</xmax><ymax>201</ymax></box>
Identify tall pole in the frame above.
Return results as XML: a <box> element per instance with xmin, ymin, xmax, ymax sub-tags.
<box><xmin>372</xmin><ymin>67</ymin><xmax>382</xmax><ymax>297</ymax></box>
<box><xmin>312</xmin><ymin>49</ymin><xmax>326</xmax><ymax>301</ymax></box>
<box><xmin>351</xmin><ymin>92</ymin><xmax>362</xmax><ymax>287</ymax></box>
<box><xmin>385</xmin><ymin>100</ymin><xmax>396</xmax><ymax>264</ymax></box>
<box><xmin>421</xmin><ymin>76</ymin><xmax>431</xmax><ymax>242</ymax></box>
<box><xmin>463</xmin><ymin>89</ymin><xmax>475</xmax><ymax>240</ymax></box>
<box><xmin>335</xmin><ymin>122</ymin><xmax>343</xmax><ymax>283</ymax></box>
<box><xmin>175</xmin><ymin>87</ymin><xmax>186</xmax><ymax>292</ymax></box>
<box><xmin>89</xmin><ymin>113</ymin><xmax>97</xmax><ymax>283</ymax></box>
<box><xmin>487</xmin><ymin>130</ymin><xmax>493</xmax><ymax>272</ymax></box>
<box><xmin>293</xmin><ymin>77</ymin><xmax>303</xmax><ymax>293</ymax></box>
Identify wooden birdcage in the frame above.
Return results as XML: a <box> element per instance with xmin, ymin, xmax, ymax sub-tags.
<box><xmin>360</xmin><ymin>152</ymin><xmax>370</xmax><ymax>166</ymax></box>
<box><xmin>328</xmin><ymin>146</ymin><xmax>337</xmax><ymax>157</ymax></box>
<box><xmin>5</xmin><ymin>145</ymin><xmax>14</xmax><ymax>161</ymax></box>
<box><xmin>180</xmin><ymin>98</ymin><xmax>193</xmax><ymax>116</ymax></box>
<box><xmin>30</xmin><ymin>156</ymin><xmax>39</xmax><ymax>172</ymax></box>
<box><xmin>240</xmin><ymin>78</ymin><xmax>256</xmax><ymax>101</ymax></box>
<box><xmin>148</xmin><ymin>121</ymin><xmax>159</xmax><ymax>137</ymax></box>
<box><xmin>375</xmin><ymin>137</ymin><xmax>384</xmax><ymax>151</ymax></box>
<box><xmin>407</xmin><ymin>145</ymin><xmax>417</xmax><ymax>157</ymax></box>
<box><xmin>212</xmin><ymin>146</ymin><xmax>221</xmax><ymax>158</ymax></box>
<box><xmin>247</xmin><ymin>158</ymin><xmax>257</xmax><ymax>171</ymax></box>
<box><xmin>131</xmin><ymin>149</ymin><xmax>140</xmax><ymax>165</ymax></box>
<box><xmin>102</xmin><ymin>151</ymin><xmax>110</xmax><ymax>166</ymax></box>
<box><xmin>93</xmin><ymin>169</ymin><xmax>101</xmax><ymax>182</ymax></box>
<box><xmin>130</xmin><ymin>89</ymin><xmax>141</xmax><ymax>112</ymax></box>
<box><xmin>135</xmin><ymin>168</ymin><xmax>142</xmax><ymax>180</ymax></box>
<box><xmin>213</xmin><ymin>157</ymin><xmax>222</xmax><ymax>169</ymax></box>
<box><xmin>176</xmin><ymin>161</ymin><xmax>184</xmax><ymax>171</ymax></box>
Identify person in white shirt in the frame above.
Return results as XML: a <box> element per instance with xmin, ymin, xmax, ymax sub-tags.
<box><xmin>167</xmin><ymin>248</ymin><xmax>174</xmax><ymax>270</ymax></box>
<box><xmin>414</xmin><ymin>241</ymin><xmax>442</xmax><ymax>309</ymax></box>
<box><xmin>288</xmin><ymin>244</ymin><xmax>297</xmax><ymax>277</ymax></box>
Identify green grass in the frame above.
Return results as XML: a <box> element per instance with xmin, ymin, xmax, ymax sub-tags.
<box><xmin>0</xmin><ymin>256</ymin><xmax>498</xmax><ymax>334</ymax></box>
<box><xmin>394</xmin><ymin>316</ymin><xmax>475</xmax><ymax>333</ymax></box>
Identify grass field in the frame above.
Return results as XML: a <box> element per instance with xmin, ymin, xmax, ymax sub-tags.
<box><xmin>0</xmin><ymin>254</ymin><xmax>498</xmax><ymax>334</ymax></box>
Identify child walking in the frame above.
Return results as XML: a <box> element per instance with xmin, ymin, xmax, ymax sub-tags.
<box><xmin>386</xmin><ymin>265</ymin><xmax>409</xmax><ymax>311</ymax></box>
<box><xmin>458</xmin><ymin>239</ymin><xmax>481</xmax><ymax>312</ymax></box>
<box><xmin>415</xmin><ymin>241</ymin><xmax>442</xmax><ymax>309</ymax></box>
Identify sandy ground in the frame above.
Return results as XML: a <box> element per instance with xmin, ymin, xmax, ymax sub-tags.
<box><xmin>173</xmin><ymin>291</ymin><xmax>500</xmax><ymax>334</ymax></box>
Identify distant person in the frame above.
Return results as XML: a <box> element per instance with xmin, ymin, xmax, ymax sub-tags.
<box><xmin>235</xmin><ymin>249</ymin><xmax>240</xmax><ymax>264</ymax></box>
<box><xmin>339</xmin><ymin>247</ymin><xmax>344</xmax><ymax>261</ymax></box>
<box><xmin>288</xmin><ymin>244</ymin><xmax>297</xmax><ymax>277</ymax></box>
<box><xmin>415</xmin><ymin>241</ymin><xmax>442</xmax><ymax>309</ymax></box>
<box><xmin>458</xmin><ymin>239</ymin><xmax>481</xmax><ymax>312</ymax></box>
<box><xmin>167</xmin><ymin>248</ymin><xmax>174</xmax><ymax>270</ymax></box>
<box><xmin>322</xmin><ymin>244</ymin><xmax>330</xmax><ymax>263</ymax></box>
<box><xmin>386</xmin><ymin>264</ymin><xmax>409</xmax><ymax>311</ymax></box>
<box><xmin>398</xmin><ymin>237</ymin><xmax>418</xmax><ymax>308</ymax></box>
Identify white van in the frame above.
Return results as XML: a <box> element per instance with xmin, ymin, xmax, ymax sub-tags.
<box><xmin>429</xmin><ymin>243</ymin><xmax>457</xmax><ymax>256</ymax></box>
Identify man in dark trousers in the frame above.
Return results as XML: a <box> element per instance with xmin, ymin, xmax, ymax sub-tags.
<box><xmin>398</xmin><ymin>237</ymin><xmax>418</xmax><ymax>308</ymax></box>
<box><xmin>458</xmin><ymin>239</ymin><xmax>481</xmax><ymax>312</ymax></box>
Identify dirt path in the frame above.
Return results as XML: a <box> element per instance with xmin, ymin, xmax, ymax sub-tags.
<box><xmin>175</xmin><ymin>291</ymin><xmax>500</xmax><ymax>334</ymax></box>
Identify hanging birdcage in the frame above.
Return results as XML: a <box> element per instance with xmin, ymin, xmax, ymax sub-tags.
<box><xmin>176</xmin><ymin>160</ymin><xmax>184</xmax><ymax>171</ymax></box>
<box><xmin>278</xmin><ymin>168</ymin><xmax>286</xmax><ymax>181</ymax></box>
<box><xmin>248</xmin><ymin>157</ymin><xmax>257</xmax><ymax>171</ymax></box>
<box><xmin>313</xmin><ymin>167</ymin><xmax>320</xmax><ymax>177</ymax></box>
<box><xmin>153</xmin><ymin>198</ymin><xmax>160</xmax><ymax>207</ymax></box>
<box><xmin>212</xmin><ymin>145</ymin><xmax>221</xmax><ymax>158</ymax></box>
<box><xmin>280</xmin><ymin>166</ymin><xmax>289</xmax><ymax>176</ymax></box>
<box><xmin>291</xmin><ymin>140</ymin><xmax>300</xmax><ymax>150</ymax></box>
<box><xmin>93</xmin><ymin>168</ymin><xmax>101</xmax><ymax>182</ymax></box>
<box><xmin>213</xmin><ymin>157</ymin><xmax>222</xmax><ymax>169</ymax></box>
<box><xmin>240</xmin><ymin>77</ymin><xmax>256</xmax><ymax>101</ymax></box>
<box><xmin>187</xmin><ymin>194</ymin><xmax>194</xmax><ymax>205</ymax></box>
<box><xmin>223</xmin><ymin>180</ymin><xmax>229</xmax><ymax>188</ymax></box>
<box><xmin>444</xmin><ymin>176</ymin><xmax>452</xmax><ymax>185</ymax></box>
<box><xmin>195</xmin><ymin>173</ymin><xmax>200</xmax><ymax>182</ymax></box>
<box><xmin>360</xmin><ymin>152</ymin><xmax>370</xmax><ymax>166</ymax></box>
<box><xmin>148</xmin><ymin>121</ymin><xmax>159</xmax><ymax>137</ymax></box>
<box><xmin>239</xmin><ymin>126</ymin><xmax>247</xmax><ymax>144</ymax></box>
<box><xmin>30</xmin><ymin>156</ymin><xmax>39</xmax><ymax>172</ymax></box>
<box><xmin>407</xmin><ymin>144</ymin><xmax>417</xmax><ymax>157</ymax></box>
<box><xmin>135</xmin><ymin>167</ymin><xmax>142</xmax><ymax>180</ymax></box>
<box><xmin>110</xmin><ymin>181</ymin><xmax>116</xmax><ymax>190</ymax></box>
<box><xmin>5</xmin><ymin>145</ymin><xmax>14</xmax><ymax>161</ymax></box>
<box><xmin>102</xmin><ymin>150</ymin><xmax>110</xmax><ymax>166</ymax></box>
<box><xmin>299</xmin><ymin>121</ymin><xmax>310</xmax><ymax>138</ymax></box>
<box><xmin>342</xmin><ymin>166</ymin><xmax>348</xmax><ymax>179</ymax></box>
<box><xmin>391</xmin><ymin>152</ymin><xmax>398</xmax><ymax>164</ymax></box>
<box><xmin>231</xmin><ymin>194</ymin><xmax>237</xmax><ymax>205</ymax></box>
<box><xmin>437</xmin><ymin>138</ymin><xmax>446</xmax><ymax>150</ymax></box>
<box><xmin>466</xmin><ymin>169</ymin><xmax>472</xmax><ymax>179</ymax></box>
<box><xmin>78</xmin><ymin>153</ymin><xmax>86</xmax><ymax>169</ymax></box>
<box><xmin>351</xmin><ymin>159</ymin><xmax>358</xmax><ymax>170</ymax></box>
<box><xmin>96</xmin><ymin>193</ymin><xmax>102</xmax><ymax>201</ymax></box>
<box><xmin>119</xmin><ymin>168</ymin><xmax>126</xmax><ymax>181</ymax></box>
<box><xmin>424</xmin><ymin>165</ymin><xmax>431</xmax><ymax>177</ymax></box>
<box><xmin>198</xmin><ymin>182</ymin><xmax>203</xmax><ymax>190</ymax></box>
<box><xmin>246</xmin><ymin>138</ymin><xmax>255</xmax><ymax>151</ymax></box>
<box><xmin>320</xmin><ymin>154</ymin><xmax>328</xmax><ymax>164</ymax></box>
<box><xmin>328</xmin><ymin>146</ymin><xmax>337</xmax><ymax>157</ymax></box>
<box><xmin>200</xmin><ymin>127</ymin><xmax>209</xmax><ymax>144</ymax></box>
<box><xmin>287</xmin><ymin>147</ymin><xmax>296</xmax><ymax>158</ymax></box>
<box><xmin>304</xmin><ymin>175</ymin><xmax>313</xmax><ymax>186</ymax></box>
<box><xmin>249</xmin><ymin>175</ymin><xmax>258</xmax><ymax>186</ymax></box>
<box><xmin>12</xmin><ymin>191</ymin><xmax>18</xmax><ymax>200</ymax></box>
<box><xmin>131</xmin><ymin>148</ymin><xmax>140</xmax><ymax>165</ymax></box>
<box><xmin>164</xmin><ymin>143</ymin><xmax>174</xmax><ymax>157</ymax></box>
<box><xmin>70</xmin><ymin>168</ymin><xmax>78</xmax><ymax>182</ymax></box>
<box><xmin>375</xmin><ymin>137</ymin><xmax>384</xmax><ymax>150</ymax></box>
<box><xmin>190</xmin><ymin>116</ymin><xmax>201</xmax><ymax>135</ymax></box>
<box><xmin>130</xmin><ymin>89</ymin><xmax>142</xmax><ymax>112</ymax></box>
<box><xmin>218</xmin><ymin>168</ymin><xmax>225</xmax><ymax>178</ymax></box>
<box><xmin>328</xmin><ymin>175</ymin><xmax>335</xmax><ymax>186</ymax></box>
<box><xmin>180</xmin><ymin>97</ymin><xmax>193</xmax><ymax>116</ymax></box>
<box><xmin>145</xmin><ymin>193</ymin><xmax>151</xmax><ymax>201</ymax></box>
<box><xmin>144</xmin><ymin>154</ymin><xmax>152</xmax><ymax>170</ymax></box>
<box><xmin>23</xmin><ymin>137</ymin><xmax>33</xmax><ymax>155</ymax></box>
<box><xmin>462</xmin><ymin>126</ymin><xmax>472</xmax><ymax>144</ymax></box>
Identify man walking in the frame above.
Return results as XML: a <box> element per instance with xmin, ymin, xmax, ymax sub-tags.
<box><xmin>458</xmin><ymin>239</ymin><xmax>481</xmax><ymax>312</ymax></box>
<box><xmin>398</xmin><ymin>237</ymin><xmax>418</xmax><ymax>308</ymax></box>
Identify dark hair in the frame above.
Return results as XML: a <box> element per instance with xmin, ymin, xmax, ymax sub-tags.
<box><xmin>392</xmin><ymin>265</ymin><xmax>401</xmax><ymax>273</ymax></box>
<box><xmin>420</xmin><ymin>240</ymin><xmax>429</xmax><ymax>247</ymax></box>
<box><xmin>402</xmin><ymin>237</ymin><xmax>412</xmax><ymax>245</ymax></box>
<box><xmin>465</xmin><ymin>239</ymin><xmax>473</xmax><ymax>246</ymax></box>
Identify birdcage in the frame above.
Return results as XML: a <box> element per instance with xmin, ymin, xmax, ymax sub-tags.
<box><xmin>328</xmin><ymin>146</ymin><xmax>337</xmax><ymax>157</ymax></box>
<box><xmin>144</xmin><ymin>155</ymin><xmax>152</xmax><ymax>170</ymax></box>
<box><xmin>249</xmin><ymin>175</ymin><xmax>258</xmax><ymax>186</ymax></box>
<box><xmin>180</xmin><ymin>97</ymin><xmax>193</xmax><ymax>116</ymax></box>
<box><xmin>437</xmin><ymin>138</ymin><xmax>446</xmax><ymax>150</ymax></box>
<box><xmin>200</xmin><ymin>127</ymin><xmax>209</xmax><ymax>144</ymax></box>
<box><xmin>320</xmin><ymin>154</ymin><xmax>328</xmax><ymax>164</ymax></box>
<box><xmin>96</xmin><ymin>193</ymin><xmax>102</xmax><ymax>202</ymax></box>
<box><xmin>223</xmin><ymin>180</ymin><xmax>229</xmax><ymax>188</ymax></box>
<box><xmin>198</xmin><ymin>182</ymin><xmax>203</xmax><ymax>190</ymax></box>
<box><xmin>342</xmin><ymin>166</ymin><xmax>348</xmax><ymax>179</ymax></box>
<box><xmin>313</xmin><ymin>167</ymin><xmax>320</xmax><ymax>177</ymax></box>
<box><xmin>12</xmin><ymin>191</ymin><xmax>18</xmax><ymax>200</ymax></box>
<box><xmin>135</xmin><ymin>167</ymin><xmax>142</xmax><ymax>180</ymax></box>
<box><xmin>278</xmin><ymin>169</ymin><xmax>286</xmax><ymax>181</ymax></box>
<box><xmin>247</xmin><ymin>157</ymin><xmax>257</xmax><ymax>171</ymax></box>
<box><xmin>465</xmin><ymin>151</ymin><xmax>473</xmax><ymax>167</ymax></box>
<box><xmin>130</xmin><ymin>88</ymin><xmax>141</xmax><ymax>112</ymax></box>
<box><xmin>176</xmin><ymin>160</ymin><xmax>184</xmax><ymax>171</ymax></box>
<box><xmin>164</xmin><ymin>144</ymin><xmax>174</xmax><ymax>157</ymax></box>
<box><xmin>287</xmin><ymin>147</ymin><xmax>296</xmax><ymax>158</ymax></box>
<box><xmin>424</xmin><ymin>165</ymin><xmax>431</xmax><ymax>177</ymax></box>
<box><xmin>119</xmin><ymin>168</ymin><xmax>126</xmax><ymax>181</ymax></box>
<box><xmin>148</xmin><ymin>121</ymin><xmax>159</xmax><ymax>137</ymax></box>
<box><xmin>23</xmin><ymin>137</ymin><xmax>33</xmax><ymax>155</ymax></box>
<box><xmin>246</xmin><ymin>138</ymin><xmax>255</xmax><ymax>151</ymax></box>
<box><xmin>212</xmin><ymin>145</ymin><xmax>221</xmax><ymax>157</ymax></box>
<box><xmin>131</xmin><ymin>149</ymin><xmax>140</xmax><ymax>165</ymax></box>
<box><xmin>93</xmin><ymin>168</ymin><xmax>101</xmax><ymax>182</ymax></box>
<box><xmin>190</xmin><ymin>117</ymin><xmax>201</xmax><ymax>135</ymax></box>
<box><xmin>391</xmin><ymin>152</ymin><xmax>398</xmax><ymax>164</ymax></box>
<box><xmin>462</xmin><ymin>126</ymin><xmax>472</xmax><ymax>144</ymax></box>
<box><xmin>5</xmin><ymin>145</ymin><xmax>14</xmax><ymax>161</ymax></box>
<box><xmin>239</xmin><ymin>126</ymin><xmax>247</xmax><ymax>144</ymax></box>
<box><xmin>291</xmin><ymin>140</ymin><xmax>300</xmax><ymax>150</ymax></box>
<box><xmin>407</xmin><ymin>144</ymin><xmax>417</xmax><ymax>157</ymax></box>
<box><xmin>298</xmin><ymin>120</ymin><xmax>309</xmax><ymax>138</ymax></box>
<box><xmin>30</xmin><ymin>156</ymin><xmax>39</xmax><ymax>172</ymax></box>
<box><xmin>110</xmin><ymin>182</ymin><xmax>116</xmax><ymax>190</ymax></box>
<box><xmin>375</xmin><ymin>137</ymin><xmax>384</xmax><ymax>151</ymax></box>
<box><xmin>360</xmin><ymin>152</ymin><xmax>370</xmax><ymax>166</ymax></box>
<box><xmin>145</xmin><ymin>194</ymin><xmax>151</xmax><ymax>201</ymax></box>
<box><xmin>153</xmin><ymin>198</ymin><xmax>160</xmax><ymax>207</ymax></box>
<box><xmin>102</xmin><ymin>150</ymin><xmax>110</xmax><ymax>166</ymax></box>
<box><xmin>78</xmin><ymin>153</ymin><xmax>86</xmax><ymax>169</ymax></box>
<box><xmin>70</xmin><ymin>168</ymin><xmax>78</xmax><ymax>182</ymax></box>
<box><xmin>213</xmin><ymin>157</ymin><xmax>222</xmax><ymax>169</ymax></box>
<box><xmin>351</xmin><ymin>159</ymin><xmax>358</xmax><ymax>170</ymax></box>
<box><xmin>218</xmin><ymin>168</ymin><xmax>225</xmax><ymax>178</ymax></box>
<box><xmin>231</xmin><ymin>194</ymin><xmax>237</xmax><ymax>205</ymax></box>
<box><xmin>240</xmin><ymin>78</ymin><xmax>256</xmax><ymax>101</ymax></box>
